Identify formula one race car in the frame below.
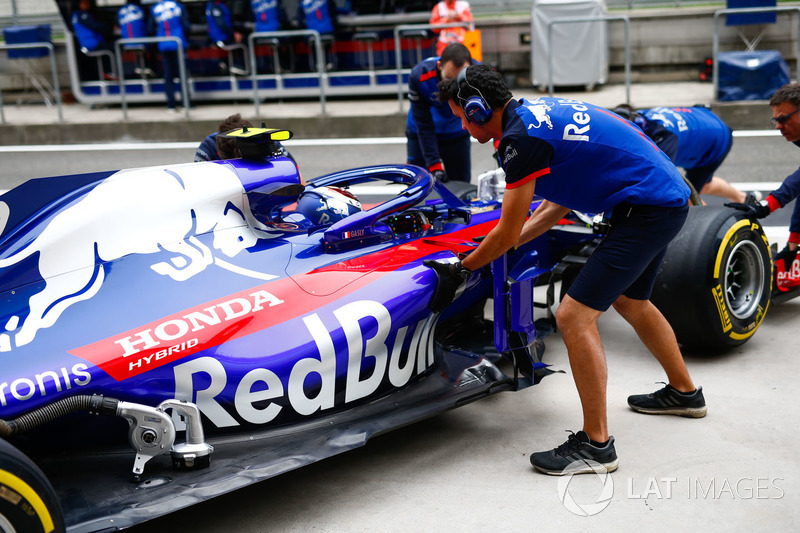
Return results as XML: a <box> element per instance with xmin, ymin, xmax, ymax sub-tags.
<box><xmin>0</xmin><ymin>128</ymin><xmax>776</xmax><ymax>532</ymax></box>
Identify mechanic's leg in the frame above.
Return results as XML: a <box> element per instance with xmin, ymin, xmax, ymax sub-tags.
<box><xmin>556</xmin><ymin>295</ymin><xmax>608</xmax><ymax>443</ymax></box>
<box><xmin>700</xmin><ymin>176</ymin><xmax>746</xmax><ymax>203</ymax></box>
<box><xmin>612</xmin><ymin>295</ymin><xmax>696</xmax><ymax>393</ymax></box>
<box><xmin>439</xmin><ymin>134</ymin><xmax>471</xmax><ymax>182</ymax></box>
<box><xmin>162</xmin><ymin>51</ymin><xmax>177</xmax><ymax>110</ymax></box>
<box><xmin>406</xmin><ymin>130</ymin><xmax>423</xmax><ymax>166</ymax></box>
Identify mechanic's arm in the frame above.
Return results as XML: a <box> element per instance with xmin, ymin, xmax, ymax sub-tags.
<box><xmin>517</xmin><ymin>200</ymin><xmax>571</xmax><ymax>247</ymax></box>
<box><xmin>462</xmin><ymin>179</ymin><xmax>537</xmax><ymax>272</ymax></box>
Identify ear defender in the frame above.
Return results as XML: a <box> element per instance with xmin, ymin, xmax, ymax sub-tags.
<box><xmin>457</xmin><ymin>66</ymin><xmax>492</xmax><ymax>126</ymax></box>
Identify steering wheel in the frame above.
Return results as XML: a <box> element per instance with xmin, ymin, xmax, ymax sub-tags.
<box><xmin>308</xmin><ymin>164</ymin><xmax>434</xmax><ymax>252</ymax></box>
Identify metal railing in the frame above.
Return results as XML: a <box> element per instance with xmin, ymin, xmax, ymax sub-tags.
<box><xmin>0</xmin><ymin>41</ymin><xmax>62</xmax><ymax>123</ymax></box>
<box><xmin>545</xmin><ymin>15</ymin><xmax>631</xmax><ymax>104</ymax></box>
<box><xmin>712</xmin><ymin>6</ymin><xmax>800</xmax><ymax>100</ymax></box>
<box><xmin>114</xmin><ymin>36</ymin><xmax>189</xmax><ymax>120</ymax></box>
<box><xmin>393</xmin><ymin>22</ymin><xmax>471</xmax><ymax>112</ymax></box>
<box><xmin>249</xmin><ymin>29</ymin><xmax>326</xmax><ymax>116</ymax></box>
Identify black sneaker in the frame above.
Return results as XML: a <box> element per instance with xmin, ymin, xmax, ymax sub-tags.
<box><xmin>627</xmin><ymin>384</ymin><xmax>707</xmax><ymax>417</ymax></box>
<box><xmin>530</xmin><ymin>431</ymin><xmax>618</xmax><ymax>476</ymax></box>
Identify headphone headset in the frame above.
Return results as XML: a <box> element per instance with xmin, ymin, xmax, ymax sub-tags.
<box><xmin>457</xmin><ymin>66</ymin><xmax>492</xmax><ymax>126</ymax></box>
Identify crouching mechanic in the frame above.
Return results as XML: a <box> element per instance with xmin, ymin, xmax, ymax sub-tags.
<box><xmin>406</xmin><ymin>42</ymin><xmax>474</xmax><ymax>183</ymax></box>
<box><xmin>427</xmin><ymin>65</ymin><xmax>706</xmax><ymax>475</ymax></box>
<box><xmin>616</xmin><ymin>104</ymin><xmax>750</xmax><ymax>204</ymax></box>
<box><xmin>727</xmin><ymin>83</ymin><xmax>800</xmax><ymax>292</ymax></box>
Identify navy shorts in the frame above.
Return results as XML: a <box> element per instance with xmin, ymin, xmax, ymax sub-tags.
<box><xmin>566</xmin><ymin>202</ymin><xmax>689</xmax><ymax>312</ymax></box>
<box><xmin>685</xmin><ymin>129</ymin><xmax>733</xmax><ymax>192</ymax></box>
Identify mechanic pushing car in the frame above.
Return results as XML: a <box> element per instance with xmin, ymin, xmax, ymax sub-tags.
<box><xmin>612</xmin><ymin>103</ymin><xmax>755</xmax><ymax>205</ymax></box>
<box><xmin>406</xmin><ymin>42</ymin><xmax>474</xmax><ymax>183</ymax></box>
<box><xmin>428</xmin><ymin>64</ymin><xmax>706</xmax><ymax>475</ymax></box>
<box><xmin>727</xmin><ymin>83</ymin><xmax>800</xmax><ymax>294</ymax></box>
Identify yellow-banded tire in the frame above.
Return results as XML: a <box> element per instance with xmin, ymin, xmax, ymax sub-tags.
<box><xmin>652</xmin><ymin>206</ymin><xmax>772</xmax><ymax>350</ymax></box>
<box><xmin>0</xmin><ymin>438</ymin><xmax>64</xmax><ymax>533</ymax></box>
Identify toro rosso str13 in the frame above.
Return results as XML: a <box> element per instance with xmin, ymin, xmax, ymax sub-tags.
<box><xmin>0</xmin><ymin>127</ymin><xmax>775</xmax><ymax>532</ymax></box>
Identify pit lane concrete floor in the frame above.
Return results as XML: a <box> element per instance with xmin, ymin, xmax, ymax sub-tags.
<box><xmin>133</xmin><ymin>286</ymin><xmax>800</xmax><ymax>533</ymax></box>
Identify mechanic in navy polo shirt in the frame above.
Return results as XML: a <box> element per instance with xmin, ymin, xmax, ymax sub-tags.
<box><xmin>206</xmin><ymin>0</ymin><xmax>243</xmax><ymax>46</ymax></box>
<box><xmin>727</xmin><ymin>83</ymin><xmax>800</xmax><ymax>293</ymax></box>
<box><xmin>118</xmin><ymin>0</ymin><xmax>155</xmax><ymax>79</ymax></box>
<box><xmin>406</xmin><ymin>43</ymin><xmax>473</xmax><ymax>183</ymax></box>
<box><xmin>72</xmin><ymin>0</ymin><xmax>116</xmax><ymax>79</ymax></box>
<box><xmin>429</xmin><ymin>65</ymin><xmax>706</xmax><ymax>476</ymax></box>
<box><xmin>614</xmin><ymin>104</ymin><xmax>750</xmax><ymax>204</ymax></box>
<box><xmin>297</xmin><ymin>0</ymin><xmax>336</xmax><ymax>36</ymax></box>
<box><xmin>150</xmin><ymin>0</ymin><xmax>190</xmax><ymax>111</ymax></box>
<box><xmin>251</xmin><ymin>0</ymin><xmax>282</xmax><ymax>32</ymax></box>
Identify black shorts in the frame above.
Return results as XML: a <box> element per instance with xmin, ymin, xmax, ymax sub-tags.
<box><xmin>566</xmin><ymin>202</ymin><xmax>689</xmax><ymax>312</ymax></box>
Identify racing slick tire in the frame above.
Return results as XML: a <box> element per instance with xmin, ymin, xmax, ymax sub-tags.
<box><xmin>0</xmin><ymin>438</ymin><xmax>64</xmax><ymax>533</ymax></box>
<box><xmin>651</xmin><ymin>206</ymin><xmax>772</xmax><ymax>350</ymax></box>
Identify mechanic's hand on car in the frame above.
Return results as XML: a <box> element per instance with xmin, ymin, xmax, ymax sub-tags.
<box><xmin>775</xmin><ymin>244</ymin><xmax>798</xmax><ymax>265</ymax></box>
<box><xmin>422</xmin><ymin>259</ymin><xmax>471</xmax><ymax>313</ymax></box>
<box><xmin>431</xmin><ymin>169</ymin><xmax>448</xmax><ymax>183</ymax></box>
<box><xmin>724</xmin><ymin>201</ymin><xmax>771</xmax><ymax>218</ymax></box>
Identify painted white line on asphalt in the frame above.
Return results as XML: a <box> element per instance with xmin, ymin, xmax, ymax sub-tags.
<box><xmin>735</xmin><ymin>182</ymin><xmax>782</xmax><ymax>190</ymax></box>
<box><xmin>0</xmin><ymin>142</ymin><xmax>197</xmax><ymax>152</ymax></box>
<box><xmin>732</xmin><ymin>130</ymin><xmax>781</xmax><ymax>138</ymax></box>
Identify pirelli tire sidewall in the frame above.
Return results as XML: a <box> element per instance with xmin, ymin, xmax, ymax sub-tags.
<box><xmin>652</xmin><ymin>206</ymin><xmax>772</xmax><ymax>350</ymax></box>
<box><xmin>0</xmin><ymin>438</ymin><xmax>64</xmax><ymax>533</ymax></box>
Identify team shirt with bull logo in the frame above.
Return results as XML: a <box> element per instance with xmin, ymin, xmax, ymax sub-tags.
<box><xmin>498</xmin><ymin>98</ymin><xmax>690</xmax><ymax>214</ymax></box>
<box><xmin>252</xmin><ymin>0</ymin><xmax>281</xmax><ymax>32</ymax></box>
<box><xmin>638</xmin><ymin>106</ymin><xmax>732</xmax><ymax>169</ymax></box>
<box><xmin>151</xmin><ymin>0</ymin><xmax>189</xmax><ymax>52</ymax></box>
<box><xmin>118</xmin><ymin>3</ymin><xmax>147</xmax><ymax>40</ymax></box>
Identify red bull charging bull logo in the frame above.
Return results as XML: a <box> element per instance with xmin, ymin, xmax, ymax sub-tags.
<box><xmin>0</xmin><ymin>163</ymin><xmax>283</xmax><ymax>353</ymax></box>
